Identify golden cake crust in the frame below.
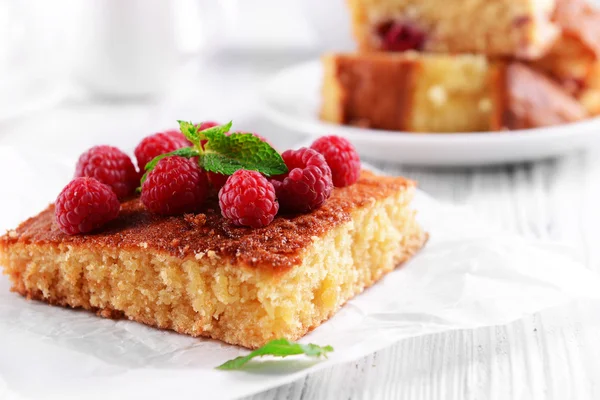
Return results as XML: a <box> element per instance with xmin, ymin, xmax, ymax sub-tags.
<box><xmin>1</xmin><ymin>170</ymin><xmax>414</xmax><ymax>270</ymax></box>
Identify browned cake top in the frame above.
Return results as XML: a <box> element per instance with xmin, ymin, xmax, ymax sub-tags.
<box><xmin>1</xmin><ymin>171</ymin><xmax>413</xmax><ymax>269</ymax></box>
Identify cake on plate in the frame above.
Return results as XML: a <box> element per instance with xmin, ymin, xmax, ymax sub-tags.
<box><xmin>321</xmin><ymin>52</ymin><xmax>587</xmax><ymax>132</ymax></box>
<box><xmin>325</xmin><ymin>0</ymin><xmax>599</xmax><ymax>132</ymax></box>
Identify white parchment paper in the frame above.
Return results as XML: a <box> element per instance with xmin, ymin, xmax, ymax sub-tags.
<box><xmin>1</xmin><ymin>146</ymin><xmax>599</xmax><ymax>400</ymax></box>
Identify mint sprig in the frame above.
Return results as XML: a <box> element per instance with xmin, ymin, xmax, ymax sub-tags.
<box><xmin>216</xmin><ymin>339</ymin><xmax>334</xmax><ymax>370</ymax></box>
<box><xmin>140</xmin><ymin>121</ymin><xmax>287</xmax><ymax>187</ymax></box>
<box><xmin>178</xmin><ymin>120</ymin><xmax>232</xmax><ymax>144</ymax></box>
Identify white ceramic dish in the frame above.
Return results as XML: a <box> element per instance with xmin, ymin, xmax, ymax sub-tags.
<box><xmin>260</xmin><ymin>59</ymin><xmax>600</xmax><ymax>166</ymax></box>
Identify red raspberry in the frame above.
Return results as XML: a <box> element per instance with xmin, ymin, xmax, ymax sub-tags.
<box><xmin>273</xmin><ymin>148</ymin><xmax>333</xmax><ymax>213</ymax></box>
<box><xmin>135</xmin><ymin>132</ymin><xmax>189</xmax><ymax>172</ymax></box>
<box><xmin>165</xmin><ymin>129</ymin><xmax>190</xmax><ymax>145</ymax></box>
<box><xmin>55</xmin><ymin>177</ymin><xmax>120</xmax><ymax>235</ymax></box>
<box><xmin>141</xmin><ymin>156</ymin><xmax>208</xmax><ymax>215</ymax></box>
<box><xmin>75</xmin><ymin>145</ymin><xmax>138</xmax><ymax>199</ymax></box>
<box><xmin>377</xmin><ymin>21</ymin><xmax>426</xmax><ymax>52</ymax></box>
<box><xmin>311</xmin><ymin>135</ymin><xmax>361</xmax><ymax>187</ymax></box>
<box><xmin>219</xmin><ymin>170</ymin><xmax>278</xmax><ymax>228</ymax></box>
<box><xmin>197</xmin><ymin>121</ymin><xmax>220</xmax><ymax>131</ymax></box>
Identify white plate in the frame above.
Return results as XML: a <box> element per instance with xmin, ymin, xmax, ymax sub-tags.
<box><xmin>260</xmin><ymin>60</ymin><xmax>600</xmax><ymax>165</ymax></box>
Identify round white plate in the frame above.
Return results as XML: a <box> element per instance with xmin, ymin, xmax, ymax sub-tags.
<box><xmin>260</xmin><ymin>59</ymin><xmax>600</xmax><ymax>165</ymax></box>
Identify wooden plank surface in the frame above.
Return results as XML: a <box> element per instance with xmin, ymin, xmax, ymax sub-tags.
<box><xmin>247</xmin><ymin>151</ymin><xmax>600</xmax><ymax>400</ymax></box>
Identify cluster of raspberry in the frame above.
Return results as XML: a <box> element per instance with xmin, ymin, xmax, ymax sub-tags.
<box><xmin>54</xmin><ymin>121</ymin><xmax>361</xmax><ymax>234</ymax></box>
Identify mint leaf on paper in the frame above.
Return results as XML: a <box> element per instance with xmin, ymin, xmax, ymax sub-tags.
<box><xmin>140</xmin><ymin>147</ymin><xmax>200</xmax><ymax>184</ymax></box>
<box><xmin>203</xmin><ymin>131</ymin><xmax>287</xmax><ymax>176</ymax></box>
<box><xmin>216</xmin><ymin>339</ymin><xmax>334</xmax><ymax>370</ymax></box>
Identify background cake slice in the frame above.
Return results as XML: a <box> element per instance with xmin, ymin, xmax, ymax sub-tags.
<box><xmin>321</xmin><ymin>52</ymin><xmax>587</xmax><ymax>132</ymax></box>
<box><xmin>347</xmin><ymin>0</ymin><xmax>559</xmax><ymax>58</ymax></box>
<box><xmin>0</xmin><ymin>171</ymin><xmax>426</xmax><ymax>349</ymax></box>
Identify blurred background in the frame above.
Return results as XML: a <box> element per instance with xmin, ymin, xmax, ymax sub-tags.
<box><xmin>0</xmin><ymin>0</ymin><xmax>353</xmax><ymax>159</ymax></box>
<box><xmin>3</xmin><ymin>0</ymin><xmax>600</xmax><ymax>166</ymax></box>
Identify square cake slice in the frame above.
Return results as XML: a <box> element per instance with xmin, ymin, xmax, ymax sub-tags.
<box><xmin>0</xmin><ymin>170</ymin><xmax>426</xmax><ymax>349</ymax></box>
<box><xmin>321</xmin><ymin>52</ymin><xmax>587</xmax><ymax>132</ymax></box>
<box><xmin>347</xmin><ymin>0</ymin><xmax>559</xmax><ymax>58</ymax></box>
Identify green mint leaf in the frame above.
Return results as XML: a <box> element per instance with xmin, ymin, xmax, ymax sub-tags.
<box><xmin>201</xmin><ymin>153</ymin><xmax>246</xmax><ymax>176</ymax></box>
<box><xmin>178</xmin><ymin>120</ymin><xmax>201</xmax><ymax>145</ymax></box>
<box><xmin>140</xmin><ymin>147</ymin><xmax>200</xmax><ymax>184</ymax></box>
<box><xmin>177</xmin><ymin>120</ymin><xmax>233</xmax><ymax>147</ymax></box>
<box><xmin>203</xmin><ymin>131</ymin><xmax>287</xmax><ymax>176</ymax></box>
<box><xmin>216</xmin><ymin>339</ymin><xmax>333</xmax><ymax>370</ymax></box>
<box><xmin>200</xmin><ymin>121</ymin><xmax>233</xmax><ymax>140</ymax></box>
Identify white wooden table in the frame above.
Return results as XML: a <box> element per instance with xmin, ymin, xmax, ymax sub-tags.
<box><xmin>245</xmin><ymin>153</ymin><xmax>600</xmax><ymax>400</ymax></box>
<box><xmin>2</xmin><ymin>56</ymin><xmax>599</xmax><ymax>400</ymax></box>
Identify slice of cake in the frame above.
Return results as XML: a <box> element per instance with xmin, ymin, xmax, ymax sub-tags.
<box><xmin>0</xmin><ymin>170</ymin><xmax>426</xmax><ymax>349</ymax></box>
<box><xmin>321</xmin><ymin>52</ymin><xmax>587</xmax><ymax>132</ymax></box>
<box><xmin>347</xmin><ymin>0</ymin><xmax>559</xmax><ymax>58</ymax></box>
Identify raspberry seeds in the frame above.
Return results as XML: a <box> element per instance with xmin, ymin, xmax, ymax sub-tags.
<box><xmin>141</xmin><ymin>156</ymin><xmax>209</xmax><ymax>215</ymax></box>
<box><xmin>311</xmin><ymin>135</ymin><xmax>361</xmax><ymax>187</ymax></box>
<box><xmin>219</xmin><ymin>170</ymin><xmax>278</xmax><ymax>228</ymax></box>
<box><xmin>75</xmin><ymin>145</ymin><xmax>138</xmax><ymax>199</ymax></box>
<box><xmin>135</xmin><ymin>131</ymin><xmax>189</xmax><ymax>172</ymax></box>
<box><xmin>55</xmin><ymin>177</ymin><xmax>120</xmax><ymax>234</ymax></box>
<box><xmin>272</xmin><ymin>148</ymin><xmax>333</xmax><ymax>213</ymax></box>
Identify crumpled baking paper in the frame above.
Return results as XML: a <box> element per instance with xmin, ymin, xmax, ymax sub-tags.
<box><xmin>1</xmin><ymin>146</ymin><xmax>599</xmax><ymax>400</ymax></box>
